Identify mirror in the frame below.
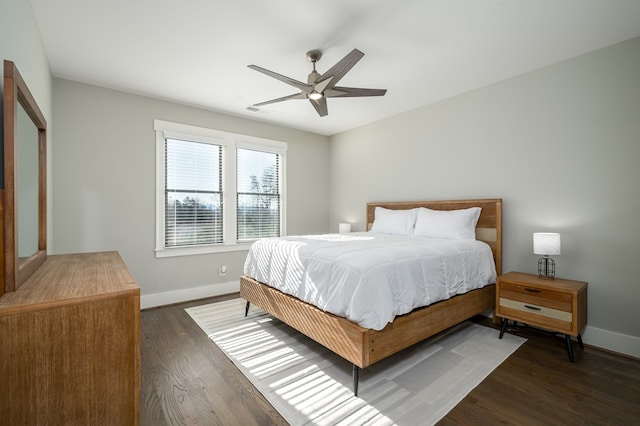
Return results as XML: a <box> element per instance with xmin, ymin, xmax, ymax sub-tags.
<box><xmin>3</xmin><ymin>60</ymin><xmax>47</xmax><ymax>293</ymax></box>
<box><xmin>17</xmin><ymin>102</ymin><xmax>39</xmax><ymax>259</ymax></box>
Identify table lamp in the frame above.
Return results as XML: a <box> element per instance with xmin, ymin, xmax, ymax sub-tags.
<box><xmin>533</xmin><ymin>232</ymin><xmax>561</xmax><ymax>279</ymax></box>
<box><xmin>339</xmin><ymin>222</ymin><xmax>352</xmax><ymax>233</ymax></box>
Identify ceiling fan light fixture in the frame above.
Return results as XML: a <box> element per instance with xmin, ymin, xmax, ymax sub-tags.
<box><xmin>248</xmin><ymin>48</ymin><xmax>386</xmax><ymax>117</ymax></box>
<box><xmin>308</xmin><ymin>91</ymin><xmax>323</xmax><ymax>100</ymax></box>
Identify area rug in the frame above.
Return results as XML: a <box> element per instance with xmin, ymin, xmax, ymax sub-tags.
<box><xmin>186</xmin><ymin>298</ymin><xmax>525</xmax><ymax>425</ymax></box>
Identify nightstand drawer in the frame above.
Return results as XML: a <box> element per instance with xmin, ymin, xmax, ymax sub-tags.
<box><xmin>498</xmin><ymin>296</ymin><xmax>573</xmax><ymax>333</ymax></box>
<box><xmin>499</xmin><ymin>281</ymin><xmax>572</xmax><ymax>312</ymax></box>
<box><xmin>499</xmin><ymin>297</ymin><xmax>572</xmax><ymax>322</ymax></box>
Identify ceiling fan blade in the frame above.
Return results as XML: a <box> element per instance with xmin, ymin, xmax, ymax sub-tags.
<box><xmin>326</xmin><ymin>87</ymin><xmax>387</xmax><ymax>98</ymax></box>
<box><xmin>253</xmin><ymin>92</ymin><xmax>307</xmax><ymax>106</ymax></box>
<box><xmin>313</xmin><ymin>76</ymin><xmax>334</xmax><ymax>94</ymax></box>
<box><xmin>248</xmin><ymin>65</ymin><xmax>312</xmax><ymax>93</ymax></box>
<box><xmin>315</xmin><ymin>49</ymin><xmax>364</xmax><ymax>89</ymax></box>
<box><xmin>309</xmin><ymin>97</ymin><xmax>328</xmax><ymax>117</ymax></box>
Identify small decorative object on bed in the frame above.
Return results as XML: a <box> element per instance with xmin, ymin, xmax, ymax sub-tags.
<box><xmin>240</xmin><ymin>198</ymin><xmax>502</xmax><ymax>395</ymax></box>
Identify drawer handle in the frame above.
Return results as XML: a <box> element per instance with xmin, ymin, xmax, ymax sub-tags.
<box><xmin>525</xmin><ymin>288</ymin><xmax>541</xmax><ymax>293</ymax></box>
<box><xmin>524</xmin><ymin>305</ymin><xmax>542</xmax><ymax>311</ymax></box>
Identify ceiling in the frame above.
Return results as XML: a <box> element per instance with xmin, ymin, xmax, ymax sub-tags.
<box><xmin>30</xmin><ymin>0</ymin><xmax>640</xmax><ymax>136</ymax></box>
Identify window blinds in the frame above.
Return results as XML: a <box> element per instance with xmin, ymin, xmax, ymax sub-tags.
<box><xmin>236</xmin><ymin>148</ymin><xmax>280</xmax><ymax>242</ymax></box>
<box><xmin>164</xmin><ymin>138</ymin><xmax>223</xmax><ymax>247</ymax></box>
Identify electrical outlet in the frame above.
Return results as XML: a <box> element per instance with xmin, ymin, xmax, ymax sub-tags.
<box><xmin>219</xmin><ymin>265</ymin><xmax>227</xmax><ymax>276</ymax></box>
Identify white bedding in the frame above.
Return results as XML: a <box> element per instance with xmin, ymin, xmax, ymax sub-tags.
<box><xmin>243</xmin><ymin>232</ymin><xmax>497</xmax><ymax>330</ymax></box>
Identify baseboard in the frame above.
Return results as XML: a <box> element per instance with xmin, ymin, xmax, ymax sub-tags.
<box><xmin>141</xmin><ymin>280</ymin><xmax>240</xmax><ymax>309</ymax></box>
<box><xmin>583</xmin><ymin>325</ymin><xmax>640</xmax><ymax>359</ymax></box>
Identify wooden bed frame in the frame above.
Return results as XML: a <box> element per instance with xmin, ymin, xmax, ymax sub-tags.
<box><xmin>240</xmin><ymin>198</ymin><xmax>502</xmax><ymax>395</ymax></box>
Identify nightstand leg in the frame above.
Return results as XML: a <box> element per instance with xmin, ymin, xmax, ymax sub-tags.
<box><xmin>565</xmin><ymin>335</ymin><xmax>575</xmax><ymax>363</ymax></box>
<box><xmin>499</xmin><ymin>318</ymin><xmax>508</xmax><ymax>339</ymax></box>
<box><xmin>577</xmin><ymin>334</ymin><xmax>584</xmax><ymax>349</ymax></box>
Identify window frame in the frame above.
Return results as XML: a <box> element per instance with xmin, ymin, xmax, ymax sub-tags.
<box><xmin>154</xmin><ymin>120</ymin><xmax>287</xmax><ymax>258</ymax></box>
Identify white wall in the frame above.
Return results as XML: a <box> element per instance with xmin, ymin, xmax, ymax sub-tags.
<box><xmin>329</xmin><ymin>37</ymin><xmax>640</xmax><ymax>357</ymax></box>
<box><xmin>0</xmin><ymin>0</ymin><xmax>54</xmax><ymax>248</ymax></box>
<box><xmin>52</xmin><ymin>79</ymin><xmax>330</xmax><ymax>307</ymax></box>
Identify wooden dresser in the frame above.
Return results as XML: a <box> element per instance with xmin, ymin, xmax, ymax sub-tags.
<box><xmin>0</xmin><ymin>251</ymin><xmax>140</xmax><ymax>425</ymax></box>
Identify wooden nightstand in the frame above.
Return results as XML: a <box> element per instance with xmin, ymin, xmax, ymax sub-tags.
<box><xmin>496</xmin><ymin>271</ymin><xmax>588</xmax><ymax>362</ymax></box>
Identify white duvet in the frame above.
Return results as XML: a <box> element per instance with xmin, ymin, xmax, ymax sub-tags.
<box><xmin>243</xmin><ymin>232</ymin><xmax>497</xmax><ymax>330</ymax></box>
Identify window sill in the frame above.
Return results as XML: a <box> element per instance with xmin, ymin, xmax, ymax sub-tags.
<box><xmin>155</xmin><ymin>243</ymin><xmax>252</xmax><ymax>258</ymax></box>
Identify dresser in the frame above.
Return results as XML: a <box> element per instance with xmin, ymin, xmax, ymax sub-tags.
<box><xmin>496</xmin><ymin>271</ymin><xmax>587</xmax><ymax>362</ymax></box>
<box><xmin>0</xmin><ymin>251</ymin><xmax>140</xmax><ymax>425</ymax></box>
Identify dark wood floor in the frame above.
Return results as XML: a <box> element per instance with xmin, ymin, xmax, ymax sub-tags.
<box><xmin>141</xmin><ymin>294</ymin><xmax>640</xmax><ymax>425</ymax></box>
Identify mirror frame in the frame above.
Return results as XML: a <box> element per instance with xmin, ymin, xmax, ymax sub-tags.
<box><xmin>3</xmin><ymin>60</ymin><xmax>47</xmax><ymax>293</ymax></box>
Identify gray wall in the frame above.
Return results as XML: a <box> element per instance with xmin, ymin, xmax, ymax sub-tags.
<box><xmin>329</xmin><ymin>37</ymin><xmax>640</xmax><ymax>356</ymax></box>
<box><xmin>0</xmin><ymin>0</ymin><xmax>54</xmax><ymax>247</ymax></box>
<box><xmin>52</xmin><ymin>79</ymin><xmax>330</xmax><ymax>303</ymax></box>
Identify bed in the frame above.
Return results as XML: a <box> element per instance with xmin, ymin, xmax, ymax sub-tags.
<box><xmin>240</xmin><ymin>198</ymin><xmax>502</xmax><ymax>395</ymax></box>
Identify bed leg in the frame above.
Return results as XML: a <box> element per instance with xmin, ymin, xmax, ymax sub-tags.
<box><xmin>244</xmin><ymin>301</ymin><xmax>250</xmax><ymax>317</ymax></box>
<box><xmin>352</xmin><ymin>364</ymin><xmax>360</xmax><ymax>397</ymax></box>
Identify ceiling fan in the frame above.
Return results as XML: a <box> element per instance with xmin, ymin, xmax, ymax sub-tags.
<box><xmin>248</xmin><ymin>49</ymin><xmax>386</xmax><ymax>117</ymax></box>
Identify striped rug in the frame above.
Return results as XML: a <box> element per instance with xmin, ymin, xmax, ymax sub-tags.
<box><xmin>186</xmin><ymin>298</ymin><xmax>525</xmax><ymax>425</ymax></box>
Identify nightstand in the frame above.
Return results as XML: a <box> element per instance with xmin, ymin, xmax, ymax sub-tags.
<box><xmin>496</xmin><ymin>271</ymin><xmax>587</xmax><ymax>362</ymax></box>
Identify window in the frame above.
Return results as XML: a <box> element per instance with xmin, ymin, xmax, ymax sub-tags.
<box><xmin>237</xmin><ymin>148</ymin><xmax>281</xmax><ymax>242</ymax></box>
<box><xmin>155</xmin><ymin>120</ymin><xmax>286</xmax><ymax>257</ymax></box>
<box><xmin>165</xmin><ymin>139</ymin><xmax>223</xmax><ymax>247</ymax></box>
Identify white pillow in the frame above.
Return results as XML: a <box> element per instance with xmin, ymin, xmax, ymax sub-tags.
<box><xmin>413</xmin><ymin>207</ymin><xmax>481</xmax><ymax>240</ymax></box>
<box><xmin>370</xmin><ymin>207</ymin><xmax>418</xmax><ymax>236</ymax></box>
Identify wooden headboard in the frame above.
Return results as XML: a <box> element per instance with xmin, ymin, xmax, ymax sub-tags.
<box><xmin>366</xmin><ymin>199</ymin><xmax>502</xmax><ymax>276</ymax></box>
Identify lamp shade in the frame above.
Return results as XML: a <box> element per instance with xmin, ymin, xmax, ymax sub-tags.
<box><xmin>533</xmin><ymin>233</ymin><xmax>561</xmax><ymax>256</ymax></box>
<box><xmin>338</xmin><ymin>222</ymin><xmax>352</xmax><ymax>233</ymax></box>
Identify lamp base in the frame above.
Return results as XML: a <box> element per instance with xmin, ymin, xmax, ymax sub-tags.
<box><xmin>538</xmin><ymin>256</ymin><xmax>555</xmax><ymax>279</ymax></box>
